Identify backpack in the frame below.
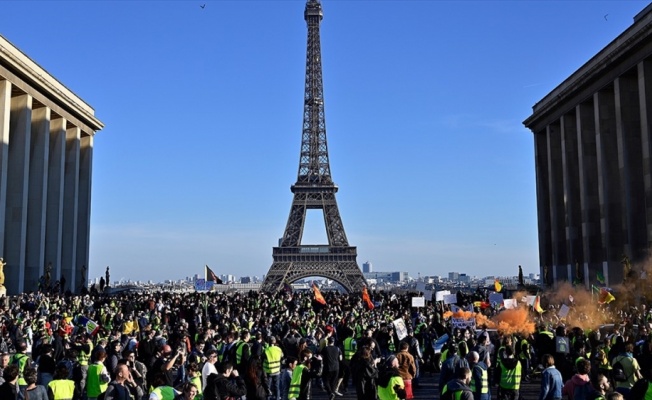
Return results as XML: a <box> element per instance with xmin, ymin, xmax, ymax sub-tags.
<box><xmin>555</xmin><ymin>337</ymin><xmax>569</xmax><ymax>354</ymax></box>
<box><xmin>611</xmin><ymin>358</ymin><xmax>628</xmax><ymax>382</ymax></box>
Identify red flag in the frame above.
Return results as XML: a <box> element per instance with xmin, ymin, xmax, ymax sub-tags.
<box><xmin>362</xmin><ymin>287</ymin><xmax>375</xmax><ymax>310</ymax></box>
<box><xmin>313</xmin><ymin>283</ymin><xmax>326</xmax><ymax>305</ymax></box>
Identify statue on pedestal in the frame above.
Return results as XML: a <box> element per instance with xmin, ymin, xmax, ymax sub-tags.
<box><xmin>518</xmin><ymin>265</ymin><xmax>524</xmax><ymax>286</ymax></box>
<box><xmin>105</xmin><ymin>266</ymin><xmax>110</xmax><ymax>288</ymax></box>
<box><xmin>45</xmin><ymin>262</ymin><xmax>52</xmax><ymax>289</ymax></box>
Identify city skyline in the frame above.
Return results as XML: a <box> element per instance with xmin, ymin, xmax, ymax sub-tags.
<box><xmin>1</xmin><ymin>1</ymin><xmax>648</xmax><ymax>283</ymax></box>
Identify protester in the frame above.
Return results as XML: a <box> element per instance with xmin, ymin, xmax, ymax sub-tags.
<box><xmin>539</xmin><ymin>354</ymin><xmax>563</xmax><ymax>400</ymax></box>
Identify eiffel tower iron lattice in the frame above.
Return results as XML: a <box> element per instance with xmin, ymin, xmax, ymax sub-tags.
<box><xmin>261</xmin><ymin>0</ymin><xmax>366</xmax><ymax>293</ymax></box>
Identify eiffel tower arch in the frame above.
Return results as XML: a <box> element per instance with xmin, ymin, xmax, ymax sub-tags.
<box><xmin>261</xmin><ymin>0</ymin><xmax>367</xmax><ymax>293</ymax></box>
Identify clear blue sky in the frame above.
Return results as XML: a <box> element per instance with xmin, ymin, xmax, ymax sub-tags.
<box><xmin>2</xmin><ymin>1</ymin><xmax>648</xmax><ymax>283</ymax></box>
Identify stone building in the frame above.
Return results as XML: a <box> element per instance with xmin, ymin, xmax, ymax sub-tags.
<box><xmin>524</xmin><ymin>5</ymin><xmax>652</xmax><ymax>288</ymax></box>
<box><xmin>0</xmin><ymin>35</ymin><xmax>103</xmax><ymax>294</ymax></box>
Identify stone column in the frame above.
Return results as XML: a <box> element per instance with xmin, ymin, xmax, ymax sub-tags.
<box><xmin>76</xmin><ymin>134</ymin><xmax>93</xmax><ymax>292</ymax></box>
<box><xmin>534</xmin><ymin>130</ymin><xmax>552</xmax><ymax>286</ymax></box>
<box><xmin>61</xmin><ymin>126</ymin><xmax>80</xmax><ymax>294</ymax></box>
<box><xmin>595</xmin><ymin>87</ymin><xmax>623</xmax><ymax>286</ymax></box>
<box><xmin>576</xmin><ymin>100</ymin><xmax>600</xmax><ymax>284</ymax></box>
<box><xmin>5</xmin><ymin>94</ymin><xmax>33</xmax><ymax>294</ymax></box>
<box><xmin>615</xmin><ymin>73</ymin><xmax>646</xmax><ymax>262</ymax></box>
<box><xmin>639</xmin><ymin>60</ymin><xmax>652</xmax><ymax>251</ymax></box>
<box><xmin>561</xmin><ymin>111</ymin><xmax>583</xmax><ymax>284</ymax></box>
<box><xmin>547</xmin><ymin>121</ymin><xmax>567</xmax><ymax>281</ymax></box>
<box><xmin>0</xmin><ymin>80</ymin><xmax>10</xmax><ymax>259</ymax></box>
<box><xmin>46</xmin><ymin>118</ymin><xmax>66</xmax><ymax>285</ymax></box>
<box><xmin>25</xmin><ymin>106</ymin><xmax>50</xmax><ymax>292</ymax></box>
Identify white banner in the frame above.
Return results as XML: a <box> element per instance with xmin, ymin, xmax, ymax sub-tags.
<box><xmin>503</xmin><ymin>299</ymin><xmax>518</xmax><ymax>309</ymax></box>
<box><xmin>436</xmin><ymin>290</ymin><xmax>451</xmax><ymax>302</ymax></box>
<box><xmin>558</xmin><ymin>304</ymin><xmax>570</xmax><ymax>318</ymax></box>
<box><xmin>412</xmin><ymin>296</ymin><xmax>425</xmax><ymax>308</ymax></box>
<box><xmin>443</xmin><ymin>293</ymin><xmax>458</xmax><ymax>305</ymax></box>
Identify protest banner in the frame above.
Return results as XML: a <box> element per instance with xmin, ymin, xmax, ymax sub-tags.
<box><xmin>443</xmin><ymin>293</ymin><xmax>458</xmax><ymax>305</ymax></box>
<box><xmin>393</xmin><ymin>318</ymin><xmax>408</xmax><ymax>341</ymax></box>
<box><xmin>433</xmin><ymin>334</ymin><xmax>449</xmax><ymax>354</ymax></box>
<box><xmin>195</xmin><ymin>279</ymin><xmax>206</xmax><ymax>291</ymax></box>
<box><xmin>412</xmin><ymin>297</ymin><xmax>425</xmax><ymax>308</ymax></box>
<box><xmin>436</xmin><ymin>290</ymin><xmax>451</xmax><ymax>302</ymax></box>
<box><xmin>558</xmin><ymin>304</ymin><xmax>570</xmax><ymax>318</ymax></box>
<box><xmin>489</xmin><ymin>292</ymin><xmax>504</xmax><ymax>305</ymax></box>
<box><xmin>503</xmin><ymin>299</ymin><xmax>518</xmax><ymax>309</ymax></box>
<box><xmin>451</xmin><ymin>317</ymin><xmax>476</xmax><ymax>329</ymax></box>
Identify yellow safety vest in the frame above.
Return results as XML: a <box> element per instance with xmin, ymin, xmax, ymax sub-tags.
<box><xmin>151</xmin><ymin>386</ymin><xmax>177</xmax><ymax>400</ymax></box>
<box><xmin>343</xmin><ymin>338</ymin><xmax>356</xmax><ymax>361</ymax></box>
<box><xmin>378</xmin><ymin>375</ymin><xmax>404</xmax><ymax>400</ymax></box>
<box><xmin>288</xmin><ymin>364</ymin><xmax>306</xmax><ymax>399</ymax></box>
<box><xmin>264</xmin><ymin>346</ymin><xmax>283</xmax><ymax>374</ymax></box>
<box><xmin>499</xmin><ymin>360</ymin><xmax>521</xmax><ymax>390</ymax></box>
<box><xmin>48</xmin><ymin>379</ymin><xmax>76</xmax><ymax>400</ymax></box>
<box><xmin>86</xmin><ymin>363</ymin><xmax>109</xmax><ymax>398</ymax></box>
<box><xmin>10</xmin><ymin>353</ymin><xmax>29</xmax><ymax>385</ymax></box>
<box><xmin>470</xmin><ymin>364</ymin><xmax>489</xmax><ymax>394</ymax></box>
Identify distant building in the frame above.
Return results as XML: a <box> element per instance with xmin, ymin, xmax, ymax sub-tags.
<box><xmin>363</xmin><ymin>271</ymin><xmax>408</xmax><ymax>283</ymax></box>
<box><xmin>240</xmin><ymin>277</ymin><xmax>251</xmax><ymax>284</ymax></box>
<box><xmin>362</xmin><ymin>261</ymin><xmax>373</xmax><ymax>273</ymax></box>
<box><xmin>459</xmin><ymin>273</ymin><xmax>471</xmax><ymax>284</ymax></box>
<box><xmin>448</xmin><ymin>272</ymin><xmax>459</xmax><ymax>281</ymax></box>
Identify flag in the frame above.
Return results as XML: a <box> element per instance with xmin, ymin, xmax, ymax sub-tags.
<box><xmin>362</xmin><ymin>287</ymin><xmax>375</xmax><ymax>310</ymax></box>
<box><xmin>282</xmin><ymin>280</ymin><xmax>293</xmax><ymax>293</ymax></box>
<box><xmin>494</xmin><ymin>279</ymin><xmax>502</xmax><ymax>293</ymax></box>
<box><xmin>534</xmin><ymin>295</ymin><xmax>544</xmax><ymax>313</ymax></box>
<box><xmin>313</xmin><ymin>283</ymin><xmax>326</xmax><ymax>305</ymax></box>
<box><xmin>598</xmin><ymin>288</ymin><xmax>615</xmax><ymax>304</ymax></box>
<box><xmin>597</xmin><ymin>271</ymin><xmax>605</xmax><ymax>284</ymax></box>
<box><xmin>205</xmin><ymin>265</ymin><xmax>223</xmax><ymax>284</ymax></box>
<box><xmin>473</xmin><ymin>301</ymin><xmax>482</xmax><ymax>307</ymax></box>
<box><xmin>77</xmin><ymin>316</ymin><xmax>100</xmax><ymax>336</ymax></box>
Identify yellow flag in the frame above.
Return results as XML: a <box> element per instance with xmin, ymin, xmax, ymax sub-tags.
<box><xmin>494</xmin><ymin>279</ymin><xmax>503</xmax><ymax>293</ymax></box>
<box><xmin>534</xmin><ymin>295</ymin><xmax>544</xmax><ymax>313</ymax></box>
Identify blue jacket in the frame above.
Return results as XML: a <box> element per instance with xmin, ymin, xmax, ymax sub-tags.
<box><xmin>539</xmin><ymin>366</ymin><xmax>563</xmax><ymax>400</ymax></box>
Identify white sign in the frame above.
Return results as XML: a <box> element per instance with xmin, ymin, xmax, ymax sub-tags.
<box><xmin>558</xmin><ymin>304</ymin><xmax>571</xmax><ymax>318</ymax></box>
<box><xmin>443</xmin><ymin>293</ymin><xmax>458</xmax><ymax>305</ymax></box>
<box><xmin>412</xmin><ymin>296</ymin><xmax>425</xmax><ymax>308</ymax></box>
<box><xmin>503</xmin><ymin>299</ymin><xmax>518</xmax><ymax>309</ymax></box>
<box><xmin>436</xmin><ymin>290</ymin><xmax>451</xmax><ymax>302</ymax></box>
<box><xmin>393</xmin><ymin>318</ymin><xmax>408</xmax><ymax>341</ymax></box>
<box><xmin>526</xmin><ymin>295</ymin><xmax>537</xmax><ymax>306</ymax></box>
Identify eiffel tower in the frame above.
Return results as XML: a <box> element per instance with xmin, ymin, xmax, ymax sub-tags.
<box><xmin>261</xmin><ymin>0</ymin><xmax>367</xmax><ymax>293</ymax></box>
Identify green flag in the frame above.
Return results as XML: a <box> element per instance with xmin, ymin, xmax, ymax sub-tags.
<box><xmin>597</xmin><ymin>271</ymin><xmax>605</xmax><ymax>284</ymax></box>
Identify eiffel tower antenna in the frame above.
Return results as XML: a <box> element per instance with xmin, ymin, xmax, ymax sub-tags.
<box><xmin>261</xmin><ymin>0</ymin><xmax>367</xmax><ymax>293</ymax></box>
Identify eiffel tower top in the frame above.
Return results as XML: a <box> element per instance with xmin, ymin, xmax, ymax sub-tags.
<box><xmin>294</xmin><ymin>0</ymin><xmax>333</xmax><ymax>191</ymax></box>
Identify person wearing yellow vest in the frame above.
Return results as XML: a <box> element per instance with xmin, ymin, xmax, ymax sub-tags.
<box><xmin>235</xmin><ymin>330</ymin><xmax>252</xmax><ymax>375</ymax></box>
<box><xmin>497</xmin><ymin>346</ymin><xmax>521</xmax><ymax>400</ymax></box>
<box><xmin>186</xmin><ymin>362</ymin><xmax>203</xmax><ymax>400</ymax></box>
<box><xmin>86</xmin><ymin>349</ymin><xmax>111</xmax><ymax>400</ymax></box>
<box><xmin>289</xmin><ymin>349</ymin><xmax>323</xmax><ymax>400</ymax></box>
<box><xmin>72</xmin><ymin>334</ymin><xmax>92</xmax><ymax>394</ymax></box>
<box><xmin>467</xmin><ymin>351</ymin><xmax>490</xmax><ymax>400</ymax></box>
<box><xmin>150</xmin><ymin>373</ymin><xmax>180</xmax><ymax>400</ymax></box>
<box><xmin>588</xmin><ymin>373</ymin><xmax>611</xmax><ymax>400</ymax></box>
<box><xmin>48</xmin><ymin>364</ymin><xmax>77</xmax><ymax>400</ymax></box>
<box><xmin>10</xmin><ymin>340</ymin><xmax>31</xmax><ymax>388</ymax></box>
<box><xmin>377</xmin><ymin>355</ymin><xmax>405</xmax><ymax>400</ymax></box>
<box><xmin>264</xmin><ymin>336</ymin><xmax>284</xmax><ymax>400</ymax></box>
<box><xmin>441</xmin><ymin>367</ymin><xmax>474</xmax><ymax>400</ymax></box>
<box><xmin>337</xmin><ymin>332</ymin><xmax>356</xmax><ymax>395</ymax></box>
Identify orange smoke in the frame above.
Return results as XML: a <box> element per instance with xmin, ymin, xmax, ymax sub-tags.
<box><xmin>443</xmin><ymin>310</ymin><xmax>475</xmax><ymax>319</ymax></box>
<box><xmin>493</xmin><ymin>308</ymin><xmax>535</xmax><ymax>336</ymax></box>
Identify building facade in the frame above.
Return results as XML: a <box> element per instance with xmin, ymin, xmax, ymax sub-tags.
<box><xmin>0</xmin><ymin>36</ymin><xmax>103</xmax><ymax>294</ymax></box>
<box><xmin>523</xmin><ymin>5</ymin><xmax>652</xmax><ymax>288</ymax></box>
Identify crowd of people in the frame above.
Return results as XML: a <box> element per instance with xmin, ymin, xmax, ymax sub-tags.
<box><xmin>0</xmin><ymin>285</ymin><xmax>649</xmax><ymax>400</ymax></box>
